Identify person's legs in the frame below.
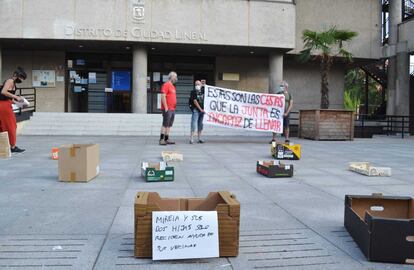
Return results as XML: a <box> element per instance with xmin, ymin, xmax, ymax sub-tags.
<box><xmin>159</xmin><ymin>111</ymin><xmax>168</xmax><ymax>145</ymax></box>
<box><xmin>190</xmin><ymin>109</ymin><xmax>198</xmax><ymax>144</ymax></box>
<box><xmin>165</xmin><ymin>111</ymin><xmax>175</xmax><ymax>144</ymax></box>
<box><xmin>197</xmin><ymin>112</ymin><xmax>204</xmax><ymax>143</ymax></box>
<box><xmin>0</xmin><ymin>101</ymin><xmax>16</xmax><ymax>147</ymax></box>
<box><xmin>283</xmin><ymin>114</ymin><xmax>290</xmax><ymax>142</ymax></box>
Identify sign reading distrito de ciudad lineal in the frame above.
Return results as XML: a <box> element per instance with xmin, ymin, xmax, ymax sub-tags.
<box><xmin>63</xmin><ymin>0</ymin><xmax>207</xmax><ymax>42</ymax></box>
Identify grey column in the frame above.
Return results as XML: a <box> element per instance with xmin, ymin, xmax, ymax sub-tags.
<box><xmin>269</xmin><ymin>51</ymin><xmax>283</xmax><ymax>94</ymax></box>
<box><xmin>386</xmin><ymin>0</ymin><xmax>402</xmax><ymax>115</ymax></box>
<box><xmin>0</xmin><ymin>46</ymin><xmax>2</xmax><ymax>81</ymax></box>
<box><xmin>132</xmin><ymin>45</ymin><xmax>147</xmax><ymax>113</ymax></box>
<box><xmin>395</xmin><ymin>43</ymin><xmax>410</xmax><ymax>115</ymax></box>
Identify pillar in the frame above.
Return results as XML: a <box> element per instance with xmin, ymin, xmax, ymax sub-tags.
<box><xmin>395</xmin><ymin>43</ymin><xmax>410</xmax><ymax>116</ymax></box>
<box><xmin>0</xmin><ymin>46</ymin><xmax>2</xmax><ymax>82</ymax></box>
<box><xmin>269</xmin><ymin>51</ymin><xmax>283</xmax><ymax>94</ymax></box>
<box><xmin>132</xmin><ymin>45</ymin><xmax>147</xmax><ymax>113</ymax></box>
<box><xmin>386</xmin><ymin>0</ymin><xmax>402</xmax><ymax>115</ymax></box>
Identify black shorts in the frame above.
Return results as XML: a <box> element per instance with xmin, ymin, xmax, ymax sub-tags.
<box><xmin>283</xmin><ymin>114</ymin><xmax>290</xmax><ymax>129</ymax></box>
<box><xmin>162</xmin><ymin>110</ymin><xmax>175</xmax><ymax>127</ymax></box>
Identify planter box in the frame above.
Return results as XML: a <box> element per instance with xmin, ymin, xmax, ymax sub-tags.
<box><xmin>257</xmin><ymin>160</ymin><xmax>294</xmax><ymax>178</ymax></box>
<box><xmin>349</xmin><ymin>162</ymin><xmax>392</xmax><ymax>177</ymax></box>
<box><xmin>134</xmin><ymin>191</ymin><xmax>240</xmax><ymax>258</ymax></box>
<box><xmin>344</xmin><ymin>194</ymin><xmax>414</xmax><ymax>264</ymax></box>
<box><xmin>299</xmin><ymin>109</ymin><xmax>354</xmax><ymax>141</ymax></box>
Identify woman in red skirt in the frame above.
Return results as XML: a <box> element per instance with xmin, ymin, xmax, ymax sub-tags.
<box><xmin>0</xmin><ymin>67</ymin><xmax>27</xmax><ymax>153</ymax></box>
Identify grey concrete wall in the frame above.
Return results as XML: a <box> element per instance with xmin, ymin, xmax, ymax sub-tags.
<box><xmin>284</xmin><ymin>61</ymin><xmax>345</xmax><ymax>110</ymax></box>
<box><xmin>293</xmin><ymin>0</ymin><xmax>381</xmax><ymax>59</ymax></box>
<box><xmin>215</xmin><ymin>56</ymin><xmax>345</xmax><ymax>110</ymax></box>
<box><xmin>1</xmin><ymin>50</ymin><xmax>65</xmax><ymax>112</ymax></box>
<box><xmin>399</xmin><ymin>19</ymin><xmax>414</xmax><ymax>53</ymax></box>
<box><xmin>0</xmin><ymin>0</ymin><xmax>295</xmax><ymax>49</ymax></box>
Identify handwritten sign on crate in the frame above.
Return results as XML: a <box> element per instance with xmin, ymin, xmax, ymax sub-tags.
<box><xmin>152</xmin><ymin>211</ymin><xmax>219</xmax><ymax>260</ymax></box>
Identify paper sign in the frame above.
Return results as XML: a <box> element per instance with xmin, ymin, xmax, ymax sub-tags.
<box><xmin>88</xmin><ymin>72</ymin><xmax>97</xmax><ymax>84</ymax></box>
<box><xmin>104</xmin><ymin>88</ymin><xmax>113</xmax><ymax>93</ymax></box>
<box><xmin>204</xmin><ymin>85</ymin><xmax>285</xmax><ymax>133</ymax></box>
<box><xmin>152</xmin><ymin>211</ymin><xmax>219</xmax><ymax>260</ymax></box>
<box><xmin>56</xmin><ymin>76</ymin><xmax>64</xmax><ymax>82</ymax></box>
<box><xmin>67</xmin><ymin>60</ymin><xmax>73</xmax><ymax>68</ymax></box>
<box><xmin>153</xmin><ymin>72</ymin><xmax>161</xmax><ymax>82</ymax></box>
<box><xmin>162</xmin><ymin>75</ymin><xmax>169</xmax><ymax>82</ymax></box>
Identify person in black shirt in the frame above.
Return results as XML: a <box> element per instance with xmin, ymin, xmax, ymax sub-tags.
<box><xmin>0</xmin><ymin>67</ymin><xmax>27</xmax><ymax>153</ymax></box>
<box><xmin>188</xmin><ymin>80</ymin><xmax>205</xmax><ymax>144</ymax></box>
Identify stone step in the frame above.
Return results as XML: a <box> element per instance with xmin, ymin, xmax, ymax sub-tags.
<box><xmin>21</xmin><ymin>113</ymin><xmax>269</xmax><ymax>136</ymax></box>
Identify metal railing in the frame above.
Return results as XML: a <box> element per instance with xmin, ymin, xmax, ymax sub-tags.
<box><xmin>355</xmin><ymin>114</ymin><xmax>412</xmax><ymax>139</ymax></box>
<box><xmin>14</xmin><ymin>87</ymin><xmax>36</xmax><ymax>121</ymax></box>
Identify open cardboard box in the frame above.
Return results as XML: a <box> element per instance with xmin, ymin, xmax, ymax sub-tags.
<box><xmin>271</xmin><ymin>141</ymin><xmax>301</xmax><ymax>160</ymax></box>
<box><xmin>141</xmin><ymin>161</ymin><xmax>174</xmax><ymax>182</ymax></box>
<box><xmin>349</xmin><ymin>162</ymin><xmax>391</xmax><ymax>176</ymax></box>
<box><xmin>161</xmin><ymin>151</ymin><xmax>183</xmax><ymax>162</ymax></box>
<box><xmin>134</xmin><ymin>191</ymin><xmax>240</xmax><ymax>258</ymax></box>
<box><xmin>344</xmin><ymin>194</ymin><xmax>414</xmax><ymax>264</ymax></box>
<box><xmin>257</xmin><ymin>160</ymin><xmax>294</xmax><ymax>178</ymax></box>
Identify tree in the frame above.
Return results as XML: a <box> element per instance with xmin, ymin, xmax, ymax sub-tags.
<box><xmin>298</xmin><ymin>27</ymin><xmax>358</xmax><ymax>109</ymax></box>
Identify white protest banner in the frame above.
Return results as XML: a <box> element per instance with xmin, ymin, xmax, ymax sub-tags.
<box><xmin>204</xmin><ymin>85</ymin><xmax>285</xmax><ymax>133</ymax></box>
<box><xmin>152</xmin><ymin>211</ymin><xmax>219</xmax><ymax>260</ymax></box>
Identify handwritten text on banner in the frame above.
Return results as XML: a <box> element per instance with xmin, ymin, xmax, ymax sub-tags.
<box><xmin>204</xmin><ymin>85</ymin><xmax>285</xmax><ymax>133</ymax></box>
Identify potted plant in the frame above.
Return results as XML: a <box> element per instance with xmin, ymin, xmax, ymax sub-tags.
<box><xmin>298</xmin><ymin>26</ymin><xmax>358</xmax><ymax>140</ymax></box>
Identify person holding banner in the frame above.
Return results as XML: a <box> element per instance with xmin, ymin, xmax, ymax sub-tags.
<box><xmin>270</xmin><ymin>81</ymin><xmax>293</xmax><ymax>144</ymax></box>
<box><xmin>188</xmin><ymin>80</ymin><xmax>205</xmax><ymax>144</ymax></box>
<box><xmin>159</xmin><ymin>71</ymin><xmax>178</xmax><ymax>146</ymax></box>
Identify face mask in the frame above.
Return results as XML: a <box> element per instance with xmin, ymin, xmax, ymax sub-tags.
<box><xmin>195</xmin><ymin>85</ymin><xmax>201</xmax><ymax>91</ymax></box>
<box><xmin>15</xmin><ymin>78</ymin><xmax>23</xmax><ymax>84</ymax></box>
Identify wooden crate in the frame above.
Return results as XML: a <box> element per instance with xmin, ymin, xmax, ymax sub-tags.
<box><xmin>299</xmin><ymin>109</ymin><xmax>354</xmax><ymax>141</ymax></box>
<box><xmin>134</xmin><ymin>191</ymin><xmax>240</xmax><ymax>258</ymax></box>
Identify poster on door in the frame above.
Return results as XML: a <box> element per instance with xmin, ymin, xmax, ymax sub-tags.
<box><xmin>203</xmin><ymin>85</ymin><xmax>285</xmax><ymax>133</ymax></box>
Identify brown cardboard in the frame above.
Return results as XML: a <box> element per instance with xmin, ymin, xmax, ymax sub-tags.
<box><xmin>134</xmin><ymin>191</ymin><xmax>240</xmax><ymax>258</ymax></box>
<box><xmin>345</xmin><ymin>194</ymin><xmax>414</xmax><ymax>264</ymax></box>
<box><xmin>58</xmin><ymin>144</ymin><xmax>100</xmax><ymax>182</ymax></box>
<box><xmin>0</xmin><ymin>132</ymin><xmax>11</xmax><ymax>159</ymax></box>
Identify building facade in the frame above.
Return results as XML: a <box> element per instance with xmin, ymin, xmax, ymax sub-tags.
<box><xmin>0</xmin><ymin>0</ymin><xmax>381</xmax><ymax>114</ymax></box>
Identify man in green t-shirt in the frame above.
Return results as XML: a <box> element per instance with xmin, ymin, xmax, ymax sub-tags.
<box><xmin>270</xmin><ymin>81</ymin><xmax>293</xmax><ymax>144</ymax></box>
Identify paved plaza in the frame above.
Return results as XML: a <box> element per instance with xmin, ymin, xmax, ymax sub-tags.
<box><xmin>0</xmin><ymin>135</ymin><xmax>413</xmax><ymax>270</ymax></box>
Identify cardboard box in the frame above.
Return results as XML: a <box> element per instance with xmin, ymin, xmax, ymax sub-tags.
<box><xmin>161</xmin><ymin>151</ymin><xmax>183</xmax><ymax>162</ymax></box>
<box><xmin>58</xmin><ymin>144</ymin><xmax>100</xmax><ymax>182</ymax></box>
<box><xmin>271</xmin><ymin>142</ymin><xmax>301</xmax><ymax>160</ymax></box>
<box><xmin>141</xmin><ymin>162</ymin><xmax>174</xmax><ymax>182</ymax></box>
<box><xmin>349</xmin><ymin>162</ymin><xmax>392</xmax><ymax>176</ymax></box>
<box><xmin>134</xmin><ymin>191</ymin><xmax>240</xmax><ymax>258</ymax></box>
<box><xmin>0</xmin><ymin>132</ymin><xmax>11</xmax><ymax>159</ymax></box>
<box><xmin>344</xmin><ymin>194</ymin><xmax>414</xmax><ymax>264</ymax></box>
<box><xmin>256</xmin><ymin>160</ymin><xmax>294</xmax><ymax>178</ymax></box>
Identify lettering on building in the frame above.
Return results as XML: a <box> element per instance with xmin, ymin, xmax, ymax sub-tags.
<box><xmin>64</xmin><ymin>26</ymin><xmax>208</xmax><ymax>42</ymax></box>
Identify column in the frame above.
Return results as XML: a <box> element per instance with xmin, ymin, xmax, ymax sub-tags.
<box><xmin>269</xmin><ymin>51</ymin><xmax>283</xmax><ymax>94</ymax></box>
<box><xmin>0</xmin><ymin>46</ymin><xmax>2</xmax><ymax>81</ymax></box>
<box><xmin>386</xmin><ymin>0</ymin><xmax>402</xmax><ymax>115</ymax></box>
<box><xmin>132</xmin><ymin>45</ymin><xmax>148</xmax><ymax>113</ymax></box>
<box><xmin>395</xmin><ymin>44</ymin><xmax>410</xmax><ymax>116</ymax></box>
